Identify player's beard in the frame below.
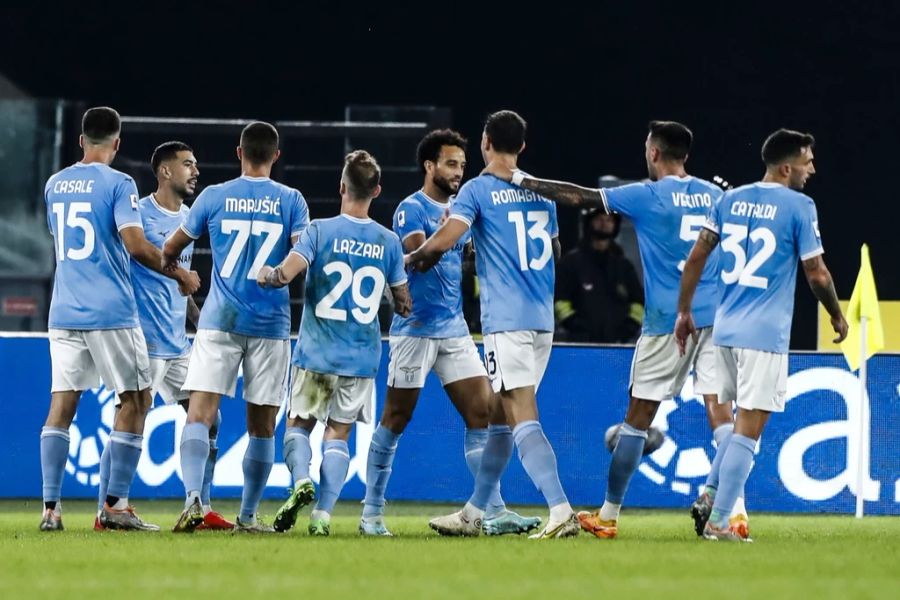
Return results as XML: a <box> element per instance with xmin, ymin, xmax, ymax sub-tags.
<box><xmin>432</xmin><ymin>173</ymin><xmax>459</xmax><ymax>196</ymax></box>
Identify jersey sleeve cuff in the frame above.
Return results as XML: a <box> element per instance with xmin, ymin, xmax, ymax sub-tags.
<box><xmin>389</xmin><ymin>277</ymin><xmax>408</xmax><ymax>287</ymax></box>
<box><xmin>702</xmin><ymin>220</ymin><xmax>720</xmax><ymax>235</ymax></box>
<box><xmin>401</xmin><ymin>229</ymin><xmax>425</xmax><ymax>242</ymax></box>
<box><xmin>117</xmin><ymin>222</ymin><xmax>143</xmax><ymax>232</ymax></box>
<box><xmin>179</xmin><ymin>223</ymin><xmax>200</xmax><ymax>240</ymax></box>
<box><xmin>289</xmin><ymin>249</ymin><xmax>312</xmax><ymax>267</ymax></box>
<box><xmin>801</xmin><ymin>247</ymin><xmax>824</xmax><ymax>261</ymax></box>
<box><xmin>448</xmin><ymin>214</ymin><xmax>472</xmax><ymax>228</ymax></box>
<box><xmin>599</xmin><ymin>188</ymin><xmax>611</xmax><ymax>213</ymax></box>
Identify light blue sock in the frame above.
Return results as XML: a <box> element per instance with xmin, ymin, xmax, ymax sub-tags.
<box><xmin>605</xmin><ymin>423</ymin><xmax>647</xmax><ymax>504</ymax></box>
<box><xmin>709</xmin><ymin>434</ymin><xmax>756</xmax><ymax>528</ymax></box>
<box><xmin>180</xmin><ymin>422</ymin><xmax>210</xmax><ymax>498</ymax></box>
<box><xmin>106</xmin><ymin>431</ymin><xmax>143</xmax><ymax>500</ymax></box>
<box><xmin>362</xmin><ymin>425</ymin><xmax>400</xmax><ymax>518</ymax></box>
<box><xmin>465</xmin><ymin>427</ymin><xmax>508</xmax><ymax>517</ymax></box>
<box><xmin>468</xmin><ymin>425</ymin><xmax>513</xmax><ymax>512</ymax></box>
<box><xmin>200</xmin><ymin>411</ymin><xmax>222</xmax><ymax>507</ymax></box>
<box><xmin>705</xmin><ymin>424</ymin><xmax>734</xmax><ymax>498</ymax></box>
<box><xmin>316</xmin><ymin>439</ymin><xmax>350</xmax><ymax>515</ymax></box>
<box><xmin>513</xmin><ymin>420</ymin><xmax>568</xmax><ymax>508</ymax></box>
<box><xmin>239</xmin><ymin>436</ymin><xmax>275</xmax><ymax>522</ymax></box>
<box><xmin>284</xmin><ymin>426</ymin><xmax>313</xmax><ymax>483</ymax></box>
<box><xmin>40</xmin><ymin>426</ymin><xmax>70</xmax><ymax>505</ymax></box>
<box><xmin>98</xmin><ymin>441</ymin><xmax>111</xmax><ymax>511</ymax></box>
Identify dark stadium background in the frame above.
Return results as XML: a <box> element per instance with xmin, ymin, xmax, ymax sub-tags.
<box><xmin>3</xmin><ymin>1</ymin><xmax>898</xmax><ymax>349</ymax></box>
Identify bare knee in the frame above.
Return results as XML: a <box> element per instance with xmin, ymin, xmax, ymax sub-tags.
<box><xmin>324</xmin><ymin>420</ymin><xmax>353</xmax><ymax>441</ymax></box>
<box><xmin>380</xmin><ymin>389</ymin><xmax>418</xmax><ymax>433</ymax></box>
<box><xmin>246</xmin><ymin>404</ymin><xmax>279</xmax><ymax>438</ymax></box>
<box><xmin>45</xmin><ymin>391</ymin><xmax>81</xmax><ymax>428</ymax></box>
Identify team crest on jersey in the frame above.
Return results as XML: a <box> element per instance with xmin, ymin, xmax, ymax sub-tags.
<box><xmin>399</xmin><ymin>366</ymin><xmax>421</xmax><ymax>383</ymax></box>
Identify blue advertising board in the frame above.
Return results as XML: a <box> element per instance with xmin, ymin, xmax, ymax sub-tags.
<box><xmin>1</xmin><ymin>335</ymin><xmax>898</xmax><ymax>515</ymax></box>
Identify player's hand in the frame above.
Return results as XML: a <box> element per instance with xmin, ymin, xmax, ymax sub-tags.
<box><xmin>832</xmin><ymin>314</ymin><xmax>849</xmax><ymax>344</ymax></box>
<box><xmin>177</xmin><ymin>270</ymin><xmax>201</xmax><ymax>296</ymax></box>
<box><xmin>481</xmin><ymin>159</ymin><xmax>514</xmax><ymax>182</ymax></box>
<box><xmin>257</xmin><ymin>265</ymin><xmax>274</xmax><ymax>288</ymax></box>
<box><xmin>674</xmin><ymin>312</ymin><xmax>697</xmax><ymax>356</ymax></box>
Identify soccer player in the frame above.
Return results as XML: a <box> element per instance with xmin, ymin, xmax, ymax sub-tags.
<box><xmin>675</xmin><ymin>128</ymin><xmax>847</xmax><ymax>541</ymax></box>
<box><xmin>258</xmin><ymin>150</ymin><xmax>411</xmax><ymax>536</ymax></box>
<box><xmin>41</xmin><ymin>107</ymin><xmax>200</xmax><ymax>531</ymax></box>
<box><xmin>95</xmin><ymin>141</ymin><xmax>232</xmax><ymax>530</ymax></box>
<box><xmin>164</xmin><ymin>121</ymin><xmax>309</xmax><ymax>534</ymax></box>
<box><xmin>483</xmin><ymin>121</ymin><xmax>744</xmax><ymax>539</ymax></box>
<box><xmin>358</xmin><ymin>129</ymin><xmax>540</xmax><ymax>537</ymax></box>
<box><xmin>409</xmin><ymin>111</ymin><xmax>579</xmax><ymax>539</ymax></box>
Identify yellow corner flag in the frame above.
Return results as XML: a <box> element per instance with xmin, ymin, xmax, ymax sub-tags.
<box><xmin>840</xmin><ymin>244</ymin><xmax>885</xmax><ymax>371</ymax></box>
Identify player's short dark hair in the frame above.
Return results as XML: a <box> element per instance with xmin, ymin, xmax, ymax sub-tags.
<box><xmin>761</xmin><ymin>128</ymin><xmax>815</xmax><ymax>166</ymax></box>
<box><xmin>415</xmin><ymin>129</ymin><xmax>467</xmax><ymax>174</ymax></box>
<box><xmin>81</xmin><ymin>107</ymin><xmax>121</xmax><ymax>144</ymax></box>
<box><xmin>150</xmin><ymin>141</ymin><xmax>193</xmax><ymax>175</ymax></box>
<box><xmin>648</xmin><ymin>120</ymin><xmax>692</xmax><ymax>161</ymax></box>
<box><xmin>484</xmin><ymin>110</ymin><xmax>527</xmax><ymax>154</ymax></box>
<box><xmin>343</xmin><ymin>150</ymin><xmax>381</xmax><ymax>199</ymax></box>
<box><xmin>240</xmin><ymin>121</ymin><xmax>279</xmax><ymax>165</ymax></box>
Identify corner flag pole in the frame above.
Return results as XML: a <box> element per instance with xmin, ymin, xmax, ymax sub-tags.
<box><xmin>855</xmin><ymin>316</ymin><xmax>868</xmax><ymax>519</ymax></box>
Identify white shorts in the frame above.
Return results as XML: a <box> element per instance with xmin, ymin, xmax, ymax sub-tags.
<box><xmin>716</xmin><ymin>346</ymin><xmax>788</xmax><ymax>413</ymax></box>
<box><xmin>289</xmin><ymin>366</ymin><xmax>374</xmax><ymax>424</ymax></box>
<box><xmin>482</xmin><ymin>330</ymin><xmax>553</xmax><ymax>393</ymax></box>
<box><xmin>50</xmin><ymin>328</ymin><xmax>151</xmax><ymax>395</ymax></box>
<box><xmin>387</xmin><ymin>335</ymin><xmax>487</xmax><ymax>389</ymax></box>
<box><xmin>182</xmin><ymin>329</ymin><xmax>289</xmax><ymax>407</ymax></box>
<box><xmin>149</xmin><ymin>354</ymin><xmax>191</xmax><ymax>405</ymax></box>
<box><xmin>629</xmin><ymin>327</ymin><xmax>715</xmax><ymax>402</ymax></box>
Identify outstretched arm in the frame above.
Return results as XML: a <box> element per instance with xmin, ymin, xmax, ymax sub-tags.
<box><xmin>481</xmin><ymin>161</ymin><xmax>607</xmax><ymax>210</ymax></box>
<box><xmin>257</xmin><ymin>252</ymin><xmax>309</xmax><ymax>289</ymax></box>
<box><xmin>802</xmin><ymin>255</ymin><xmax>848</xmax><ymax>343</ymax></box>
<box><xmin>674</xmin><ymin>228</ymin><xmax>719</xmax><ymax>355</ymax></box>
<box><xmin>406</xmin><ymin>218</ymin><xmax>469</xmax><ymax>273</ymax></box>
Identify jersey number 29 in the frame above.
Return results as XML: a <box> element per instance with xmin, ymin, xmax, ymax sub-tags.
<box><xmin>315</xmin><ymin>261</ymin><xmax>385</xmax><ymax>324</ymax></box>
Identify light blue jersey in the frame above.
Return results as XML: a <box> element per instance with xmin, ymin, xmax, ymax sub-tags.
<box><xmin>45</xmin><ymin>162</ymin><xmax>142</xmax><ymax>329</ymax></box>
<box><xmin>450</xmin><ymin>175</ymin><xmax>559</xmax><ymax>334</ymax></box>
<box><xmin>291</xmin><ymin>214</ymin><xmax>406</xmax><ymax>378</ymax></box>
<box><xmin>602</xmin><ymin>175</ymin><xmax>722</xmax><ymax>335</ymax></box>
<box><xmin>704</xmin><ymin>182</ymin><xmax>823</xmax><ymax>354</ymax></box>
<box><xmin>131</xmin><ymin>195</ymin><xmax>193</xmax><ymax>359</ymax></box>
<box><xmin>181</xmin><ymin>175</ymin><xmax>309</xmax><ymax>339</ymax></box>
<box><xmin>390</xmin><ymin>191</ymin><xmax>469</xmax><ymax>338</ymax></box>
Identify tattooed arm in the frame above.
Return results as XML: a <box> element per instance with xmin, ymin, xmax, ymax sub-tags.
<box><xmin>481</xmin><ymin>160</ymin><xmax>608</xmax><ymax>211</ymax></box>
<box><xmin>390</xmin><ymin>282</ymin><xmax>412</xmax><ymax>317</ymax></box>
<box><xmin>802</xmin><ymin>255</ymin><xmax>848</xmax><ymax>343</ymax></box>
<box><xmin>674</xmin><ymin>228</ymin><xmax>720</xmax><ymax>355</ymax></box>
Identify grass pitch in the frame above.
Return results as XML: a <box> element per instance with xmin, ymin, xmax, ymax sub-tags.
<box><xmin>1</xmin><ymin>500</ymin><xmax>898</xmax><ymax>599</ymax></box>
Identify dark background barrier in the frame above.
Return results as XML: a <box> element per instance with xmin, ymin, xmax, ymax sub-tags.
<box><xmin>1</xmin><ymin>335</ymin><xmax>897</xmax><ymax>515</ymax></box>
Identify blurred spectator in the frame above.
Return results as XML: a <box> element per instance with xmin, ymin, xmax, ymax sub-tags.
<box><xmin>555</xmin><ymin>209</ymin><xmax>643</xmax><ymax>343</ymax></box>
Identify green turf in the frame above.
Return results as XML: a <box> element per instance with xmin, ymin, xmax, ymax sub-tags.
<box><xmin>1</xmin><ymin>500</ymin><xmax>898</xmax><ymax>599</ymax></box>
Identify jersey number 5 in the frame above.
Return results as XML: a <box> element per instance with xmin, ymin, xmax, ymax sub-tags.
<box><xmin>508</xmin><ymin>210</ymin><xmax>552</xmax><ymax>271</ymax></box>
<box><xmin>315</xmin><ymin>261</ymin><xmax>385</xmax><ymax>324</ymax></box>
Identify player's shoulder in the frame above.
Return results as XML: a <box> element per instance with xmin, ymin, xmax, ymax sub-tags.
<box><xmin>396</xmin><ymin>193</ymin><xmax>425</xmax><ymax>212</ymax></box>
<box><xmin>458</xmin><ymin>174</ymin><xmax>494</xmax><ymax>194</ymax></box>
<box><xmin>686</xmin><ymin>175</ymin><xmax>724</xmax><ymax>195</ymax></box>
<box><xmin>92</xmin><ymin>163</ymin><xmax>135</xmax><ymax>188</ymax></box>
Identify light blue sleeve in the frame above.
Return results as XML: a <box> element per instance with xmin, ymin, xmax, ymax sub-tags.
<box><xmin>393</xmin><ymin>200</ymin><xmax>427</xmax><ymax>242</ymax></box>
<box><xmin>387</xmin><ymin>234</ymin><xmax>407</xmax><ymax>287</ymax></box>
<box><xmin>548</xmin><ymin>200</ymin><xmax>559</xmax><ymax>238</ymax></box>
<box><xmin>704</xmin><ymin>192</ymin><xmax>723</xmax><ymax>235</ymax></box>
<box><xmin>113</xmin><ymin>176</ymin><xmax>142</xmax><ymax>231</ymax></box>
<box><xmin>796</xmin><ymin>197</ymin><xmax>824</xmax><ymax>260</ymax></box>
<box><xmin>182</xmin><ymin>189</ymin><xmax>210</xmax><ymax>239</ymax></box>
<box><xmin>290</xmin><ymin>220</ymin><xmax>318</xmax><ymax>266</ymax></box>
<box><xmin>602</xmin><ymin>182</ymin><xmax>651</xmax><ymax>219</ymax></box>
<box><xmin>290</xmin><ymin>190</ymin><xmax>310</xmax><ymax>238</ymax></box>
<box><xmin>449</xmin><ymin>181</ymin><xmax>479</xmax><ymax>226</ymax></box>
